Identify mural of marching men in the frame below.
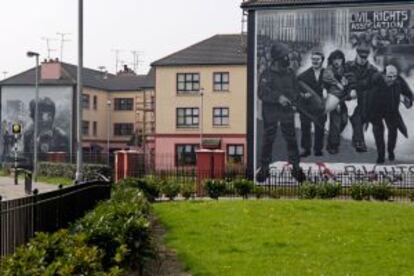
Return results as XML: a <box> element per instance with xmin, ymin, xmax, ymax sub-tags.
<box><xmin>254</xmin><ymin>4</ymin><xmax>414</xmax><ymax>181</ymax></box>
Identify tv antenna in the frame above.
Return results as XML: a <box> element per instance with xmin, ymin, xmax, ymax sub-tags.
<box><xmin>56</xmin><ymin>32</ymin><xmax>71</xmax><ymax>61</ymax></box>
<box><xmin>111</xmin><ymin>49</ymin><xmax>124</xmax><ymax>73</ymax></box>
<box><xmin>42</xmin><ymin>37</ymin><xmax>58</xmax><ymax>59</ymax></box>
<box><xmin>131</xmin><ymin>50</ymin><xmax>144</xmax><ymax>73</ymax></box>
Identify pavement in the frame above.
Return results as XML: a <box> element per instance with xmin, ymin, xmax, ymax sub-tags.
<box><xmin>0</xmin><ymin>176</ymin><xmax>58</xmax><ymax>201</ymax></box>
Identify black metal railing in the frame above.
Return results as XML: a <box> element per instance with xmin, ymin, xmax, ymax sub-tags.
<box><xmin>0</xmin><ymin>179</ymin><xmax>111</xmax><ymax>257</ymax></box>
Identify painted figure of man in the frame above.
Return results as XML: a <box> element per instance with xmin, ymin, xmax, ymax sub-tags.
<box><xmin>322</xmin><ymin>50</ymin><xmax>355</xmax><ymax>154</ymax></box>
<box><xmin>257</xmin><ymin>42</ymin><xmax>305</xmax><ymax>183</ymax></box>
<box><xmin>23</xmin><ymin>97</ymin><xmax>69</xmax><ymax>161</ymax></box>
<box><xmin>298</xmin><ymin>48</ymin><xmax>326</xmax><ymax>157</ymax></box>
<box><xmin>367</xmin><ymin>64</ymin><xmax>413</xmax><ymax>164</ymax></box>
<box><xmin>346</xmin><ymin>45</ymin><xmax>378</xmax><ymax>152</ymax></box>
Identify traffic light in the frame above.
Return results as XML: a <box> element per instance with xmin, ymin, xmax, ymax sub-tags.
<box><xmin>12</xmin><ymin>123</ymin><xmax>22</xmax><ymax>135</ymax></box>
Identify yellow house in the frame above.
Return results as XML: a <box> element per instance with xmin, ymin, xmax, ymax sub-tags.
<box><xmin>151</xmin><ymin>34</ymin><xmax>247</xmax><ymax>169</ymax></box>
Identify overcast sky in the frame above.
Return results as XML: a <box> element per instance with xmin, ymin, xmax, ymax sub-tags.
<box><xmin>0</xmin><ymin>0</ymin><xmax>243</xmax><ymax>78</ymax></box>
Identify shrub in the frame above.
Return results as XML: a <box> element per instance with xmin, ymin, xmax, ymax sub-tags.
<box><xmin>160</xmin><ymin>179</ymin><xmax>180</xmax><ymax>200</ymax></box>
<box><xmin>408</xmin><ymin>190</ymin><xmax>414</xmax><ymax>201</ymax></box>
<box><xmin>254</xmin><ymin>186</ymin><xmax>265</xmax><ymax>199</ymax></box>
<box><xmin>371</xmin><ymin>182</ymin><xmax>393</xmax><ymax>201</ymax></box>
<box><xmin>233</xmin><ymin>178</ymin><xmax>254</xmax><ymax>199</ymax></box>
<box><xmin>74</xmin><ymin>188</ymin><xmax>153</xmax><ymax>270</ymax></box>
<box><xmin>204</xmin><ymin>179</ymin><xmax>226</xmax><ymax>200</ymax></box>
<box><xmin>117</xmin><ymin>176</ymin><xmax>160</xmax><ymax>202</ymax></box>
<box><xmin>350</xmin><ymin>183</ymin><xmax>372</xmax><ymax>201</ymax></box>
<box><xmin>268</xmin><ymin>189</ymin><xmax>281</xmax><ymax>199</ymax></box>
<box><xmin>299</xmin><ymin>182</ymin><xmax>318</xmax><ymax>199</ymax></box>
<box><xmin>1</xmin><ymin>230</ymin><xmax>120</xmax><ymax>275</ymax></box>
<box><xmin>37</xmin><ymin>162</ymin><xmax>111</xmax><ymax>180</ymax></box>
<box><xmin>317</xmin><ymin>182</ymin><xmax>341</xmax><ymax>199</ymax></box>
<box><xmin>181</xmin><ymin>181</ymin><xmax>195</xmax><ymax>200</ymax></box>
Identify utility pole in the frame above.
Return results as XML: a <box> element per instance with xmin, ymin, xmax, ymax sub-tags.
<box><xmin>75</xmin><ymin>0</ymin><xmax>84</xmax><ymax>183</ymax></box>
<box><xmin>42</xmin><ymin>37</ymin><xmax>57</xmax><ymax>59</ymax></box>
<box><xmin>56</xmin><ymin>32</ymin><xmax>71</xmax><ymax>61</ymax></box>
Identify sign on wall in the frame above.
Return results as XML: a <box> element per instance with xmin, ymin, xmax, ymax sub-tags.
<box><xmin>254</xmin><ymin>4</ymin><xmax>414</xmax><ymax>182</ymax></box>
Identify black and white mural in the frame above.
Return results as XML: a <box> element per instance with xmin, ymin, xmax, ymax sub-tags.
<box><xmin>1</xmin><ymin>86</ymin><xmax>72</xmax><ymax>164</ymax></box>
<box><xmin>254</xmin><ymin>4</ymin><xmax>414</xmax><ymax>182</ymax></box>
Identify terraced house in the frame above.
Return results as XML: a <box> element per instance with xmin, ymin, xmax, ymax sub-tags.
<box><xmin>152</xmin><ymin>34</ymin><xmax>247</xmax><ymax>169</ymax></box>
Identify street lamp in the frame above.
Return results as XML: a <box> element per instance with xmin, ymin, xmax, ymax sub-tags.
<box><xmin>199</xmin><ymin>88</ymin><xmax>204</xmax><ymax>149</ymax></box>
<box><xmin>75</xmin><ymin>0</ymin><xmax>84</xmax><ymax>183</ymax></box>
<box><xmin>107</xmin><ymin>99</ymin><xmax>111</xmax><ymax>165</ymax></box>
<box><xmin>27</xmin><ymin>51</ymin><xmax>40</xmax><ymax>182</ymax></box>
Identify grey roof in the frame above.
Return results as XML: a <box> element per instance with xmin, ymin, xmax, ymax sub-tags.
<box><xmin>0</xmin><ymin>62</ymin><xmax>154</xmax><ymax>91</ymax></box>
<box><xmin>151</xmin><ymin>34</ymin><xmax>247</xmax><ymax>67</ymax></box>
<box><xmin>241</xmin><ymin>0</ymin><xmax>397</xmax><ymax>8</ymax></box>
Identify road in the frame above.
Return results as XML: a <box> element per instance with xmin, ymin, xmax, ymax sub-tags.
<box><xmin>0</xmin><ymin>176</ymin><xmax>58</xmax><ymax>201</ymax></box>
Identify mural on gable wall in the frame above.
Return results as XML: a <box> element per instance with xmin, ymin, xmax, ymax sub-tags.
<box><xmin>254</xmin><ymin>4</ymin><xmax>414</xmax><ymax>183</ymax></box>
<box><xmin>1</xmin><ymin>86</ymin><xmax>72</xmax><ymax>166</ymax></box>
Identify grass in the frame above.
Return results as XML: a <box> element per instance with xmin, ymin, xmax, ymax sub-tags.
<box><xmin>154</xmin><ymin>200</ymin><xmax>414</xmax><ymax>275</ymax></box>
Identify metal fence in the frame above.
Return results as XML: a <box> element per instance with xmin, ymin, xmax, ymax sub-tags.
<box><xmin>0</xmin><ymin>180</ymin><xmax>111</xmax><ymax>257</ymax></box>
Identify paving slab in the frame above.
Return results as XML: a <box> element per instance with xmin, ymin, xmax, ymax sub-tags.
<box><xmin>0</xmin><ymin>176</ymin><xmax>58</xmax><ymax>201</ymax></box>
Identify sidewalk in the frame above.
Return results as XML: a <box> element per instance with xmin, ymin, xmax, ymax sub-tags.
<box><xmin>0</xmin><ymin>176</ymin><xmax>58</xmax><ymax>201</ymax></box>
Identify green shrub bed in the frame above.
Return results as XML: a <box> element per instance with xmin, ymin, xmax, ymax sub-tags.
<box><xmin>1</xmin><ymin>185</ymin><xmax>152</xmax><ymax>275</ymax></box>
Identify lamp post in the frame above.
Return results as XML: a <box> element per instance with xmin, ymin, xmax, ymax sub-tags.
<box><xmin>26</xmin><ymin>51</ymin><xmax>40</xmax><ymax>182</ymax></box>
<box><xmin>107</xmin><ymin>99</ymin><xmax>111</xmax><ymax>166</ymax></box>
<box><xmin>75</xmin><ymin>0</ymin><xmax>84</xmax><ymax>183</ymax></box>
<box><xmin>199</xmin><ymin>88</ymin><xmax>204</xmax><ymax>149</ymax></box>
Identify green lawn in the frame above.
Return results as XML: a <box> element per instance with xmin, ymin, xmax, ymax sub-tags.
<box><xmin>154</xmin><ymin>200</ymin><xmax>414</xmax><ymax>276</ymax></box>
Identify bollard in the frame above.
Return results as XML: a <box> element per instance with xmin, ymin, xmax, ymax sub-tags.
<box><xmin>14</xmin><ymin>169</ymin><xmax>18</xmax><ymax>185</ymax></box>
<box><xmin>25</xmin><ymin>171</ymin><xmax>33</xmax><ymax>195</ymax></box>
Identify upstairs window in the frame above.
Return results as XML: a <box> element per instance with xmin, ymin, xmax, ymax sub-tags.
<box><xmin>114</xmin><ymin>123</ymin><xmax>134</xmax><ymax>136</ymax></box>
<box><xmin>213</xmin><ymin>107</ymin><xmax>229</xmax><ymax>126</ymax></box>
<box><xmin>114</xmin><ymin>98</ymin><xmax>133</xmax><ymax>111</ymax></box>
<box><xmin>82</xmin><ymin>94</ymin><xmax>90</xmax><ymax>109</ymax></box>
<box><xmin>177</xmin><ymin>73</ymin><xmax>200</xmax><ymax>93</ymax></box>
<box><xmin>213</xmin><ymin>72</ymin><xmax>229</xmax><ymax>91</ymax></box>
<box><xmin>176</xmin><ymin>108</ymin><xmax>199</xmax><ymax>128</ymax></box>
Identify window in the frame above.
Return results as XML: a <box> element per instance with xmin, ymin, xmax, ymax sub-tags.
<box><xmin>114</xmin><ymin>123</ymin><xmax>133</xmax><ymax>136</ymax></box>
<box><xmin>177</xmin><ymin>73</ymin><xmax>200</xmax><ymax>92</ymax></box>
<box><xmin>114</xmin><ymin>98</ymin><xmax>133</xmax><ymax>111</ymax></box>
<box><xmin>213</xmin><ymin>107</ymin><xmax>229</xmax><ymax>126</ymax></box>
<box><xmin>176</xmin><ymin>108</ymin><xmax>199</xmax><ymax>128</ymax></box>
<box><xmin>227</xmin><ymin>145</ymin><xmax>244</xmax><ymax>164</ymax></box>
<box><xmin>82</xmin><ymin>121</ymin><xmax>89</xmax><ymax>136</ymax></box>
<box><xmin>82</xmin><ymin>94</ymin><xmax>90</xmax><ymax>109</ymax></box>
<box><xmin>93</xmin><ymin>121</ymin><xmax>97</xmax><ymax>136</ymax></box>
<box><xmin>93</xmin><ymin>96</ymin><xmax>98</xmax><ymax>110</ymax></box>
<box><xmin>213</xmin><ymin>72</ymin><xmax>229</xmax><ymax>91</ymax></box>
<box><xmin>176</xmin><ymin>144</ymin><xmax>198</xmax><ymax>166</ymax></box>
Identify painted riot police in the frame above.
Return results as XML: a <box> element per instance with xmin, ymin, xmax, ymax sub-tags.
<box><xmin>23</xmin><ymin>97</ymin><xmax>69</xmax><ymax>161</ymax></box>
<box><xmin>346</xmin><ymin>45</ymin><xmax>378</xmax><ymax>153</ymax></box>
<box><xmin>297</xmin><ymin>48</ymin><xmax>326</xmax><ymax>157</ymax></box>
<box><xmin>366</xmin><ymin>64</ymin><xmax>413</xmax><ymax>164</ymax></box>
<box><xmin>322</xmin><ymin>50</ymin><xmax>355</xmax><ymax>154</ymax></box>
<box><xmin>257</xmin><ymin>42</ymin><xmax>305</xmax><ymax>183</ymax></box>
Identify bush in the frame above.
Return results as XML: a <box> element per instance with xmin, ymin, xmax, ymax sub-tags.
<box><xmin>350</xmin><ymin>183</ymin><xmax>372</xmax><ymax>201</ymax></box>
<box><xmin>37</xmin><ymin>162</ymin><xmax>111</xmax><ymax>180</ymax></box>
<box><xmin>317</xmin><ymin>182</ymin><xmax>341</xmax><ymax>199</ymax></box>
<box><xmin>160</xmin><ymin>179</ymin><xmax>180</xmax><ymax>200</ymax></box>
<box><xmin>233</xmin><ymin>178</ymin><xmax>254</xmax><ymax>199</ymax></box>
<box><xmin>254</xmin><ymin>186</ymin><xmax>265</xmax><ymax>199</ymax></box>
<box><xmin>299</xmin><ymin>182</ymin><xmax>318</xmax><ymax>199</ymax></box>
<box><xmin>371</xmin><ymin>182</ymin><xmax>393</xmax><ymax>201</ymax></box>
<box><xmin>117</xmin><ymin>176</ymin><xmax>160</xmax><ymax>202</ymax></box>
<box><xmin>204</xmin><ymin>179</ymin><xmax>226</xmax><ymax>200</ymax></box>
<box><xmin>181</xmin><ymin>181</ymin><xmax>195</xmax><ymax>200</ymax></box>
<box><xmin>268</xmin><ymin>189</ymin><xmax>281</xmax><ymax>199</ymax></box>
<box><xmin>409</xmin><ymin>190</ymin><xmax>414</xmax><ymax>202</ymax></box>
<box><xmin>74</xmin><ymin>187</ymin><xmax>153</xmax><ymax>271</ymax></box>
<box><xmin>1</xmin><ymin>230</ymin><xmax>121</xmax><ymax>275</ymax></box>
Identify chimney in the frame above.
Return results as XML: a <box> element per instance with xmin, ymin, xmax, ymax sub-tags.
<box><xmin>41</xmin><ymin>59</ymin><xmax>62</xmax><ymax>80</ymax></box>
